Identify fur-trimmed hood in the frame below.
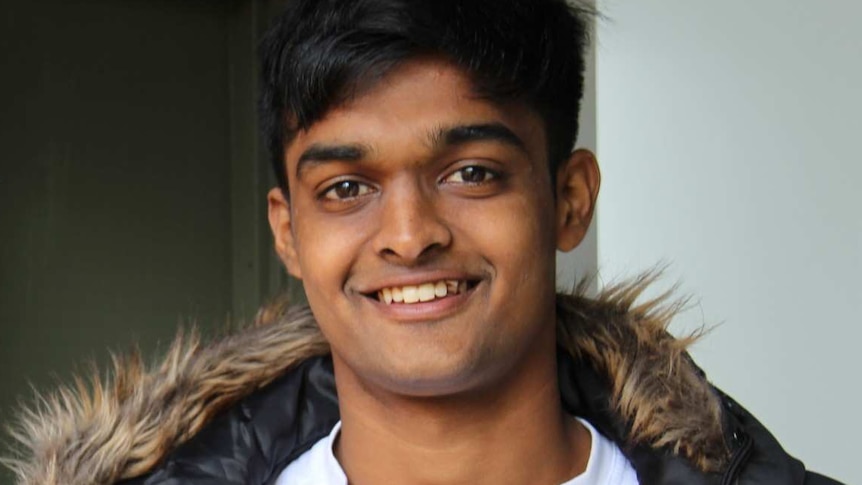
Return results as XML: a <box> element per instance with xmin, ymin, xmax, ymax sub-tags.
<box><xmin>3</xmin><ymin>275</ymin><xmax>731</xmax><ymax>484</ymax></box>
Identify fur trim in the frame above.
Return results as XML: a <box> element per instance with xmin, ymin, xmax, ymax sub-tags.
<box><xmin>3</xmin><ymin>274</ymin><xmax>728</xmax><ymax>484</ymax></box>
<box><xmin>556</xmin><ymin>273</ymin><xmax>728</xmax><ymax>472</ymax></box>
<box><xmin>2</xmin><ymin>303</ymin><xmax>329</xmax><ymax>485</ymax></box>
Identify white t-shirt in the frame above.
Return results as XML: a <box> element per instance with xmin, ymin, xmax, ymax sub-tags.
<box><xmin>276</xmin><ymin>418</ymin><xmax>639</xmax><ymax>485</ymax></box>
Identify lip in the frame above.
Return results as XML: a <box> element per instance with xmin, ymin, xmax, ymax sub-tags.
<box><xmin>361</xmin><ymin>280</ymin><xmax>481</xmax><ymax>323</ymax></box>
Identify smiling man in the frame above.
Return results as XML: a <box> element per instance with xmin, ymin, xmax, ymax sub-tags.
<box><xmin>267</xmin><ymin>57</ymin><xmax>600</xmax><ymax>484</ymax></box>
<box><xmin>5</xmin><ymin>0</ymin><xmax>842</xmax><ymax>484</ymax></box>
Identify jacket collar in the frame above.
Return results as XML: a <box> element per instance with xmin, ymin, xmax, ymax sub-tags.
<box><xmin>4</xmin><ymin>273</ymin><xmax>738</xmax><ymax>484</ymax></box>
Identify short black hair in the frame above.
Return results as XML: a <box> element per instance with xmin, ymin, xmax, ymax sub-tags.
<box><xmin>259</xmin><ymin>0</ymin><xmax>594</xmax><ymax>191</ymax></box>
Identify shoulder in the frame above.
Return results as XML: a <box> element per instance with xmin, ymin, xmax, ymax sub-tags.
<box><xmin>806</xmin><ymin>472</ymin><xmax>844</xmax><ymax>485</ymax></box>
<box><xmin>123</xmin><ymin>355</ymin><xmax>340</xmax><ymax>484</ymax></box>
<box><xmin>718</xmin><ymin>391</ymin><xmax>844</xmax><ymax>485</ymax></box>
<box><xmin>3</xmin><ymin>303</ymin><xmax>333</xmax><ymax>485</ymax></box>
<box><xmin>553</xmin><ymin>278</ymin><xmax>844</xmax><ymax>484</ymax></box>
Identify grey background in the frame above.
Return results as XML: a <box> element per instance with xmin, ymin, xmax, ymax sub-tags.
<box><xmin>0</xmin><ymin>1</ymin><xmax>302</xmax><ymax>482</ymax></box>
<box><xmin>594</xmin><ymin>1</ymin><xmax>860</xmax><ymax>482</ymax></box>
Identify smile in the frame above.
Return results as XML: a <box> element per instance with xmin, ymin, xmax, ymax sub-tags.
<box><xmin>376</xmin><ymin>280</ymin><xmax>470</xmax><ymax>304</ymax></box>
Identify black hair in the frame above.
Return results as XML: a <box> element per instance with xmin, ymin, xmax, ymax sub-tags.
<box><xmin>259</xmin><ymin>0</ymin><xmax>594</xmax><ymax>191</ymax></box>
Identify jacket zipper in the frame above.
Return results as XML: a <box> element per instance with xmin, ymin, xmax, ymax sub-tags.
<box><xmin>720</xmin><ymin>431</ymin><xmax>753</xmax><ymax>485</ymax></box>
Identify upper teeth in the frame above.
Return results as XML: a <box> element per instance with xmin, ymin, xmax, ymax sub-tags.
<box><xmin>378</xmin><ymin>280</ymin><xmax>467</xmax><ymax>304</ymax></box>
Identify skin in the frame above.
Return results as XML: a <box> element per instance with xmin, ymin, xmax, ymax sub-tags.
<box><xmin>268</xmin><ymin>58</ymin><xmax>600</xmax><ymax>485</ymax></box>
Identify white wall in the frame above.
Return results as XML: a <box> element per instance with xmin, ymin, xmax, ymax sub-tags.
<box><xmin>595</xmin><ymin>1</ymin><xmax>860</xmax><ymax>482</ymax></box>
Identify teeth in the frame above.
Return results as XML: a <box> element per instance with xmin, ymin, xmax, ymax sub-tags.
<box><xmin>418</xmin><ymin>283</ymin><xmax>436</xmax><ymax>302</ymax></box>
<box><xmin>402</xmin><ymin>286</ymin><xmax>419</xmax><ymax>304</ymax></box>
<box><xmin>376</xmin><ymin>279</ymin><xmax>469</xmax><ymax>305</ymax></box>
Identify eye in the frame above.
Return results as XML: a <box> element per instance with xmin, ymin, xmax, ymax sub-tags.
<box><xmin>321</xmin><ymin>180</ymin><xmax>375</xmax><ymax>201</ymax></box>
<box><xmin>441</xmin><ymin>165</ymin><xmax>499</xmax><ymax>185</ymax></box>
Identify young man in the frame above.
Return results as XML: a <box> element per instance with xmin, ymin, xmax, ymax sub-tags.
<box><xmin>5</xmin><ymin>0</ymin><xmax>841</xmax><ymax>484</ymax></box>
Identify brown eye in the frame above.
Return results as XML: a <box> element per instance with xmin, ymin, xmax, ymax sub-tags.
<box><xmin>322</xmin><ymin>180</ymin><xmax>374</xmax><ymax>200</ymax></box>
<box><xmin>461</xmin><ymin>166</ymin><xmax>487</xmax><ymax>183</ymax></box>
<box><xmin>442</xmin><ymin>165</ymin><xmax>498</xmax><ymax>184</ymax></box>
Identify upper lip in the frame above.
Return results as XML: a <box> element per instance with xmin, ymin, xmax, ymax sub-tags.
<box><xmin>354</xmin><ymin>270</ymin><xmax>482</xmax><ymax>295</ymax></box>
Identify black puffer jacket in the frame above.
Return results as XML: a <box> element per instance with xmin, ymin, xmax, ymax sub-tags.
<box><xmin>122</xmin><ymin>354</ymin><xmax>839</xmax><ymax>484</ymax></box>
<box><xmin>5</xmin><ymin>280</ymin><xmax>843</xmax><ymax>484</ymax></box>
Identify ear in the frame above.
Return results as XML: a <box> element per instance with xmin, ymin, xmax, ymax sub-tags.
<box><xmin>267</xmin><ymin>187</ymin><xmax>303</xmax><ymax>279</ymax></box>
<box><xmin>555</xmin><ymin>149</ymin><xmax>601</xmax><ymax>252</ymax></box>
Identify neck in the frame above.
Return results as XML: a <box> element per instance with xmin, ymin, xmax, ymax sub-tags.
<box><xmin>332</xmin><ymin>338</ymin><xmax>590</xmax><ymax>485</ymax></box>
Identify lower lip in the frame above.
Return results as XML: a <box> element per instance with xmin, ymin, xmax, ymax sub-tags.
<box><xmin>363</xmin><ymin>284</ymin><xmax>478</xmax><ymax>322</ymax></box>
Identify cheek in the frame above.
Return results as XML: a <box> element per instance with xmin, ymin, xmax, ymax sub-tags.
<box><xmin>291</xmin><ymin>212</ymin><xmax>366</xmax><ymax>345</ymax></box>
<box><xmin>448</xmin><ymin>190</ymin><xmax>558</xmax><ymax>285</ymax></box>
<box><xmin>291</xmin><ymin>205</ymin><xmax>368</xmax><ymax>296</ymax></box>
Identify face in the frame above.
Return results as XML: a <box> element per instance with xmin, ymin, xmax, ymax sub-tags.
<box><xmin>269</xmin><ymin>59</ymin><xmax>598</xmax><ymax>398</ymax></box>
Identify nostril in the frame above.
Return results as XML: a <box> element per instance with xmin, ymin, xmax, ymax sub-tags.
<box><xmin>378</xmin><ymin>241</ymin><xmax>449</xmax><ymax>266</ymax></box>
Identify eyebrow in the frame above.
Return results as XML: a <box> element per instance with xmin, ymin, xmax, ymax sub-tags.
<box><xmin>295</xmin><ymin>143</ymin><xmax>369</xmax><ymax>181</ymax></box>
<box><xmin>431</xmin><ymin>122</ymin><xmax>528</xmax><ymax>154</ymax></box>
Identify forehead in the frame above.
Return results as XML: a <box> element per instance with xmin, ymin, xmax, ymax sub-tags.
<box><xmin>283</xmin><ymin>59</ymin><xmax>548</xmax><ymax>170</ymax></box>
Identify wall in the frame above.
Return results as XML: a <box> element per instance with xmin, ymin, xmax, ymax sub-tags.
<box><xmin>595</xmin><ymin>1</ymin><xmax>860</xmax><ymax>482</ymax></box>
<box><xmin>0</xmin><ymin>2</ymin><xmax>254</xmax><ymax>483</ymax></box>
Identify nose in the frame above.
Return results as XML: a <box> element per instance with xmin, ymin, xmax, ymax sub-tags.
<box><xmin>372</xmin><ymin>179</ymin><xmax>452</xmax><ymax>265</ymax></box>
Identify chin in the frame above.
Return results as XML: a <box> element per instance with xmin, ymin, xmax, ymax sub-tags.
<box><xmin>362</xmin><ymin>349</ymin><xmax>505</xmax><ymax>398</ymax></box>
<box><xmin>375</xmin><ymin>373</ymin><xmax>481</xmax><ymax>399</ymax></box>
